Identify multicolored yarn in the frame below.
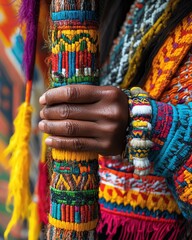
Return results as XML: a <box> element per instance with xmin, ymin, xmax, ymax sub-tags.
<box><xmin>98</xmin><ymin>3</ymin><xmax>192</xmax><ymax>239</ymax></box>
<box><xmin>128</xmin><ymin>87</ymin><xmax>153</xmax><ymax>176</ymax></box>
<box><xmin>47</xmin><ymin>1</ymin><xmax>99</xmax><ymax>239</ymax></box>
<box><xmin>101</xmin><ymin>0</ymin><xmax>177</xmax><ymax>87</ymax></box>
<box><xmin>160</xmin><ymin>48</ymin><xmax>192</xmax><ymax>105</ymax></box>
<box><xmin>174</xmin><ymin>155</ymin><xmax>192</xmax><ymax>205</ymax></box>
<box><xmin>150</xmin><ymin>100</ymin><xmax>173</xmax><ymax>152</ymax></box>
<box><xmin>99</xmin><ymin>164</ymin><xmax>180</xmax><ymax>215</ymax></box>
<box><xmin>49</xmin><ymin>0</ymin><xmax>99</xmax><ymax>88</ymax></box>
<box><xmin>121</xmin><ymin>0</ymin><xmax>180</xmax><ymax>89</ymax></box>
<box><xmin>150</xmin><ymin>102</ymin><xmax>192</xmax><ymax>178</ymax></box>
<box><xmin>144</xmin><ymin>13</ymin><xmax>192</xmax><ymax>99</ymax></box>
<box><xmin>98</xmin><ymin>156</ymin><xmax>184</xmax><ymax>239</ymax></box>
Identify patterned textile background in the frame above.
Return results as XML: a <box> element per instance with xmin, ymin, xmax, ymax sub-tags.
<box><xmin>0</xmin><ymin>1</ymin><xmax>48</xmax><ymax>239</ymax></box>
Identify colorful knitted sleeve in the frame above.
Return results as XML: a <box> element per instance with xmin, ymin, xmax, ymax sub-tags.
<box><xmin>149</xmin><ymin>99</ymin><xmax>192</xmax><ymax>219</ymax></box>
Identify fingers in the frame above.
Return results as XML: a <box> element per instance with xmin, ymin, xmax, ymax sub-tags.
<box><xmin>44</xmin><ymin>135</ymin><xmax>123</xmax><ymax>155</ymax></box>
<box><xmin>39</xmin><ymin>120</ymin><xmax>99</xmax><ymax>138</ymax></box>
<box><xmin>39</xmin><ymin>85</ymin><xmax>102</xmax><ymax>105</ymax></box>
<box><xmin>45</xmin><ymin>136</ymin><xmax>100</xmax><ymax>153</ymax></box>
<box><xmin>40</xmin><ymin>104</ymin><xmax>98</xmax><ymax>121</ymax></box>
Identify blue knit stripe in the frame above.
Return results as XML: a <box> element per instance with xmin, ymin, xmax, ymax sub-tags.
<box><xmin>52</xmin><ymin>11</ymin><xmax>98</xmax><ymax>22</ymax></box>
<box><xmin>154</xmin><ymin>103</ymin><xmax>192</xmax><ymax>177</ymax></box>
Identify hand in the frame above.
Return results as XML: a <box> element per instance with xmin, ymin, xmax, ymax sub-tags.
<box><xmin>39</xmin><ymin>85</ymin><xmax>129</xmax><ymax>156</ymax></box>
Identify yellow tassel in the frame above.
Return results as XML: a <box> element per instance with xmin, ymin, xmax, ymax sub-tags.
<box><xmin>0</xmin><ymin>142</ymin><xmax>9</xmax><ymax>170</ymax></box>
<box><xmin>28</xmin><ymin>198</ymin><xmax>41</xmax><ymax>240</ymax></box>
<box><xmin>41</xmin><ymin>133</ymin><xmax>49</xmax><ymax>164</ymax></box>
<box><xmin>4</xmin><ymin>102</ymin><xmax>32</xmax><ymax>240</ymax></box>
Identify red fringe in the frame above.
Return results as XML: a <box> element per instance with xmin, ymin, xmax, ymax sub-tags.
<box><xmin>37</xmin><ymin>162</ymin><xmax>49</xmax><ymax>224</ymax></box>
<box><xmin>97</xmin><ymin>209</ymin><xmax>187</xmax><ymax>240</ymax></box>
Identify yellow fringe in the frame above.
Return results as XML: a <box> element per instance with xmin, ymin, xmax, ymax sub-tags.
<box><xmin>52</xmin><ymin>149</ymin><xmax>98</xmax><ymax>162</ymax></box>
<box><xmin>28</xmin><ymin>199</ymin><xmax>41</xmax><ymax>240</ymax></box>
<box><xmin>41</xmin><ymin>133</ymin><xmax>49</xmax><ymax>163</ymax></box>
<box><xmin>0</xmin><ymin>142</ymin><xmax>9</xmax><ymax>170</ymax></box>
<box><xmin>4</xmin><ymin>102</ymin><xmax>32</xmax><ymax>240</ymax></box>
<box><xmin>49</xmin><ymin>215</ymin><xmax>98</xmax><ymax>231</ymax></box>
<box><xmin>121</xmin><ymin>0</ymin><xmax>180</xmax><ymax>89</ymax></box>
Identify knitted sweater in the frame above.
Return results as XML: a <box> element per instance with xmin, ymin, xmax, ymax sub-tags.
<box><xmin>97</xmin><ymin>1</ymin><xmax>192</xmax><ymax>239</ymax></box>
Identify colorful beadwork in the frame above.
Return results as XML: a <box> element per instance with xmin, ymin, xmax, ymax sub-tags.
<box><xmin>48</xmin><ymin>1</ymin><xmax>99</xmax><ymax>239</ymax></box>
<box><xmin>128</xmin><ymin>87</ymin><xmax>153</xmax><ymax>176</ymax></box>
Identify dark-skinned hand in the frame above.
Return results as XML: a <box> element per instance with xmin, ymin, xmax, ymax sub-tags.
<box><xmin>39</xmin><ymin>85</ymin><xmax>129</xmax><ymax>156</ymax></box>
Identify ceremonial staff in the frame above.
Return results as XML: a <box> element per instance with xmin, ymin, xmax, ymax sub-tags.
<box><xmin>47</xmin><ymin>1</ymin><xmax>99</xmax><ymax>239</ymax></box>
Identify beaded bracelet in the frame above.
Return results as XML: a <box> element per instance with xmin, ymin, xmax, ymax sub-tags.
<box><xmin>122</xmin><ymin>87</ymin><xmax>153</xmax><ymax>176</ymax></box>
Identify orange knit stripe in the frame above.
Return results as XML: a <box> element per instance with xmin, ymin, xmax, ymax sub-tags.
<box><xmin>160</xmin><ymin>51</ymin><xmax>192</xmax><ymax>105</ymax></box>
<box><xmin>144</xmin><ymin>14</ymin><xmax>192</xmax><ymax>100</ymax></box>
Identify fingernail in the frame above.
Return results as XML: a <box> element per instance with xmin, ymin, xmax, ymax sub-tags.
<box><xmin>45</xmin><ymin>137</ymin><xmax>52</xmax><ymax>146</ymax></box>
<box><xmin>40</xmin><ymin>110</ymin><xmax>45</xmax><ymax>119</ymax></box>
<box><xmin>38</xmin><ymin>121</ymin><xmax>45</xmax><ymax>131</ymax></box>
<box><xmin>39</xmin><ymin>94</ymin><xmax>46</xmax><ymax>105</ymax></box>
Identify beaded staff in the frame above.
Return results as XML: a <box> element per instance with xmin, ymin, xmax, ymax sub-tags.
<box><xmin>47</xmin><ymin>1</ymin><xmax>99</xmax><ymax>239</ymax></box>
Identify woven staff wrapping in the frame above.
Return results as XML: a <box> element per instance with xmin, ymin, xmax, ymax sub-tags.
<box><xmin>47</xmin><ymin>1</ymin><xmax>99</xmax><ymax>239</ymax></box>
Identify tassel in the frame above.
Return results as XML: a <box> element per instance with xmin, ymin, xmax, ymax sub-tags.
<box><xmin>37</xmin><ymin>134</ymin><xmax>49</xmax><ymax>224</ymax></box>
<box><xmin>4</xmin><ymin>102</ymin><xmax>32</xmax><ymax>240</ymax></box>
<box><xmin>0</xmin><ymin>143</ymin><xmax>9</xmax><ymax>170</ymax></box>
<box><xmin>19</xmin><ymin>0</ymin><xmax>40</xmax><ymax>81</ymax></box>
<box><xmin>28</xmin><ymin>135</ymin><xmax>48</xmax><ymax>239</ymax></box>
<box><xmin>4</xmin><ymin>0</ymin><xmax>40</xmax><ymax>238</ymax></box>
<box><xmin>28</xmin><ymin>196</ymin><xmax>41</xmax><ymax>240</ymax></box>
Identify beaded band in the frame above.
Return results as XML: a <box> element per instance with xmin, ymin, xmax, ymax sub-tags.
<box><xmin>123</xmin><ymin>87</ymin><xmax>153</xmax><ymax>176</ymax></box>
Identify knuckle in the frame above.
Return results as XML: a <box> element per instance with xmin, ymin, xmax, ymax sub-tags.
<box><xmin>66</xmin><ymin>86</ymin><xmax>80</xmax><ymax>101</ymax></box>
<box><xmin>54</xmin><ymin>138</ymin><xmax>65</xmax><ymax>149</ymax></box>
<box><xmin>65</xmin><ymin>121</ymin><xmax>78</xmax><ymax>136</ymax></box>
<box><xmin>102</xmin><ymin>124</ymin><xmax>117</xmax><ymax>136</ymax></box>
<box><xmin>43</xmin><ymin>107</ymin><xmax>49</xmax><ymax>118</ymax></box>
<box><xmin>106</xmin><ymin>105</ymin><xmax>121</xmax><ymax>121</ymax></box>
<box><xmin>110</xmin><ymin>123</ymin><xmax>119</xmax><ymax>134</ymax></box>
<box><xmin>44</xmin><ymin>122</ymin><xmax>53</xmax><ymax>134</ymax></box>
<box><xmin>108</xmin><ymin>87</ymin><xmax>121</xmax><ymax>102</ymax></box>
<box><xmin>112</xmin><ymin>105</ymin><xmax>121</xmax><ymax>121</ymax></box>
<box><xmin>102</xmin><ymin>140</ymin><xmax>112</xmax><ymax>152</ymax></box>
<box><xmin>59</xmin><ymin>105</ymin><xmax>70</xmax><ymax>119</ymax></box>
<box><xmin>73</xmin><ymin>138</ymin><xmax>85</xmax><ymax>151</ymax></box>
<box><xmin>45</xmin><ymin>91</ymin><xmax>52</xmax><ymax>105</ymax></box>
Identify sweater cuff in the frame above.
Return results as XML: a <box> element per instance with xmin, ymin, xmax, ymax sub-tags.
<box><xmin>149</xmin><ymin>100</ymin><xmax>192</xmax><ymax>178</ymax></box>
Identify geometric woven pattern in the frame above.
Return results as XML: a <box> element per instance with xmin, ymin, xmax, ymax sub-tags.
<box><xmin>48</xmin><ymin>1</ymin><xmax>99</xmax><ymax>239</ymax></box>
<box><xmin>144</xmin><ymin>13</ymin><xmax>192</xmax><ymax>99</ymax></box>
